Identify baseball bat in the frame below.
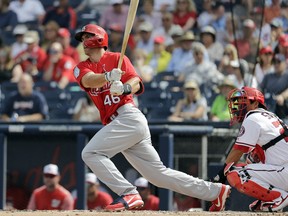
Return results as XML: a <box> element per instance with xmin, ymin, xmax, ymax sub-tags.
<box><xmin>118</xmin><ymin>0</ymin><xmax>139</xmax><ymax>69</ymax></box>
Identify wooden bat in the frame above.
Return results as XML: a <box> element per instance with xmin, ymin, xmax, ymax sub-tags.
<box><xmin>118</xmin><ymin>0</ymin><xmax>139</xmax><ymax>69</ymax></box>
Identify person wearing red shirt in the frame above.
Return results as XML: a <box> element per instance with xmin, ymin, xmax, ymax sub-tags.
<box><xmin>133</xmin><ymin>177</ymin><xmax>159</xmax><ymax>211</ymax></box>
<box><xmin>43</xmin><ymin>42</ymin><xmax>76</xmax><ymax>89</ymax></box>
<box><xmin>14</xmin><ymin>30</ymin><xmax>47</xmax><ymax>73</ymax></box>
<box><xmin>72</xmin><ymin>23</ymin><xmax>230</xmax><ymax>212</ymax></box>
<box><xmin>27</xmin><ymin>164</ymin><xmax>74</xmax><ymax>210</ymax></box>
<box><xmin>57</xmin><ymin>28</ymin><xmax>80</xmax><ymax>64</ymax></box>
<box><xmin>173</xmin><ymin>0</ymin><xmax>197</xmax><ymax>31</ymax></box>
<box><xmin>74</xmin><ymin>173</ymin><xmax>113</xmax><ymax>210</ymax></box>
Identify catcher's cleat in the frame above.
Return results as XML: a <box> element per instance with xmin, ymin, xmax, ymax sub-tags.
<box><xmin>104</xmin><ymin>194</ymin><xmax>144</xmax><ymax>212</ymax></box>
<box><xmin>209</xmin><ymin>184</ymin><xmax>231</xmax><ymax>211</ymax></box>
<box><xmin>249</xmin><ymin>196</ymin><xmax>288</xmax><ymax>212</ymax></box>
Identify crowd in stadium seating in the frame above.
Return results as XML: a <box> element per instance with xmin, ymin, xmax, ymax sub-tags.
<box><xmin>1</xmin><ymin>0</ymin><xmax>288</xmax><ymax>123</ymax></box>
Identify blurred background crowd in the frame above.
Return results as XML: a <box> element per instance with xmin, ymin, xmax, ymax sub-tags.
<box><xmin>0</xmin><ymin>0</ymin><xmax>288</xmax><ymax>122</ymax></box>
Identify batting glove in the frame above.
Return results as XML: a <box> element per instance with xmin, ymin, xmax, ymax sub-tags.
<box><xmin>110</xmin><ymin>81</ymin><xmax>124</xmax><ymax>95</ymax></box>
<box><xmin>211</xmin><ymin>163</ymin><xmax>227</xmax><ymax>184</ymax></box>
<box><xmin>105</xmin><ymin>68</ymin><xmax>122</xmax><ymax>82</ymax></box>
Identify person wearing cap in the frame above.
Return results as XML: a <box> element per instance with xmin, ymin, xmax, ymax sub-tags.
<box><xmin>172</xmin><ymin>0</ymin><xmax>197</xmax><ymax>32</ymax></box>
<box><xmin>73</xmin><ymin>173</ymin><xmax>113</xmax><ymax>210</ymax></box>
<box><xmin>10</xmin><ymin>25</ymin><xmax>28</xmax><ymax>59</ymax></box>
<box><xmin>57</xmin><ymin>28</ymin><xmax>80</xmax><ymax>64</ymax></box>
<box><xmin>210</xmin><ymin>78</ymin><xmax>236</xmax><ymax>121</ymax></box>
<box><xmin>168</xmin><ymin>80</ymin><xmax>208</xmax><ymax>122</ymax></box>
<box><xmin>27</xmin><ymin>164</ymin><xmax>74</xmax><ymax>210</ymax></box>
<box><xmin>14</xmin><ymin>30</ymin><xmax>47</xmax><ymax>73</ymax></box>
<box><xmin>275</xmin><ymin>34</ymin><xmax>288</xmax><ymax>57</ymax></box>
<box><xmin>99</xmin><ymin>0</ymin><xmax>129</xmax><ymax>31</ymax></box>
<box><xmin>136</xmin><ymin>21</ymin><xmax>155</xmax><ymax>54</ymax></box>
<box><xmin>200</xmin><ymin>25</ymin><xmax>224</xmax><ymax>64</ymax></box>
<box><xmin>254</xmin><ymin>46</ymin><xmax>275</xmax><ymax>85</ymax></box>
<box><xmin>133</xmin><ymin>177</ymin><xmax>159</xmax><ymax>211</ymax></box>
<box><xmin>145</xmin><ymin>36</ymin><xmax>171</xmax><ymax>74</ymax></box>
<box><xmin>260</xmin><ymin>53</ymin><xmax>288</xmax><ymax>118</ymax></box>
<box><xmin>0</xmin><ymin>73</ymin><xmax>49</xmax><ymax>122</ymax></box>
<box><xmin>42</xmin><ymin>42</ymin><xmax>76</xmax><ymax>89</ymax></box>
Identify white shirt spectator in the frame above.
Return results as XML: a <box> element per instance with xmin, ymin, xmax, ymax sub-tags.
<box><xmin>9</xmin><ymin>0</ymin><xmax>45</xmax><ymax>23</ymax></box>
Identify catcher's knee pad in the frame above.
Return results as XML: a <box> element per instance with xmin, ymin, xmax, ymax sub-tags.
<box><xmin>227</xmin><ymin>169</ymin><xmax>280</xmax><ymax>202</ymax></box>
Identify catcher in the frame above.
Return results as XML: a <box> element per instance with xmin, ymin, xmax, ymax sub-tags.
<box><xmin>213</xmin><ymin>86</ymin><xmax>288</xmax><ymax>212</ymax></box>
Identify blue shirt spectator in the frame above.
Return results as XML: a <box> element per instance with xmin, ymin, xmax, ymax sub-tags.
<box><xmin>0</xmin><ymin>0</ymin><xmax>18</xmax><ymax>30</ymax></box>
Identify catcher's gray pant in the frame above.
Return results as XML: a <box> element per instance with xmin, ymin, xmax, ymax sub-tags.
<box><xmin>82</xmin><ymin>104</ymin><xmax>222</xmax><ymax>201</ymax></box>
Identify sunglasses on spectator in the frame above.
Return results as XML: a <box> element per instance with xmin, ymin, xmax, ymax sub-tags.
<box><xmin>44</xmin><ymin>174</ymin><xmax>57</xmax><ymax>178</ymax></box>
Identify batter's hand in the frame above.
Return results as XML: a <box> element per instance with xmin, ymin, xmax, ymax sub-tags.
<box><xmin>105</xmin><ymin>68</ymin><xmax>123</xmax><ymax>82</ymax></box>
<box><xmin>110</xmin><ymin>81</ymin><xmax>124</xmax><ymax>95</ymax></box>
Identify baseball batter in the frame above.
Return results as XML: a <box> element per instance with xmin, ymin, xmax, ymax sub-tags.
<box><xmin>73</xmin><ymin>24</ymin><xmax>230</xmax><ymax>212</ymax></box>
<box><xmin>213</xmin><ymin>86</ymin><xmax>288</xmax><ymax>212</ymax></box>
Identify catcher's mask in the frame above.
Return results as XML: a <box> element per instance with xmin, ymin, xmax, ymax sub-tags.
<box><xmin>227</xmin><ymin>86</ymin><xmax>267</xmax><ymax>125</ymax></box>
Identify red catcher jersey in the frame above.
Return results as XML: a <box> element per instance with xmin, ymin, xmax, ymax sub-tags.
<box><xmin>73</xmin><ymin>52</ymin><xmax>143</xmax><ymax>125</ymax></box>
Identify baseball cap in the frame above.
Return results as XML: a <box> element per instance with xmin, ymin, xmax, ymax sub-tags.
<box><xmin>243</xmin><ymin>19</ymin><xmax>256</xmax><ymax>29</ymax></box>
<box><xmin>218</xmin><ymin>77</ymin><xmax>236</xmax><ymax>89</ymax></box>
<box><xmin>134</xmin><ymin>177</ymin><xmax>148</xmax><ymax>188</ymax></box>
<box><xmin>23</xmin><ymin>30</ymin><xmax>39</xmax><ymax>44</ymax></box>
<box><xmin>168</xmin><ymin>25</ymin><xmax>183</xmax><ymax>37</ymax></box>
<box><xmin>179</xmin><ymin>31</ymin><xmax>195</xmax><ymax>41</ymax></box>
<box><xmin>270</xmin><ymin>18</ymin><xmax>283</xmax><ymax>28</ymax></box>
<box><xmin>43</xmin><ymin>164</ymin><xmax>59</xmax><ymax>175</ymax></box>
<box><xmin>13</xmin><ymin>24</ymin><xmax>28</xmax><ymax>35</ymax></box>
<box><xmin>139</xmin><ymin>21</ymin><xmax>153</xmax><ymax>32</ymax></box>
<box><xmin>259</xmin><ymin>46</ymin><xmax>273</xmax><ymax>55</ymax></box>
<box><xmin>200</xmin><ymin>25</ymin><xmax>216</xmax><ymax>36</ymax></box>
<box><xmin>154</xmin><ymin>36</ymin><xmax>165</xmax><ymax>44</ymax></box>
<box><xmin>85</xmin><ymin>173</ymin><xmax>99</xmax><ymax>184</ymax></box>
<box><xmin>110</xmin><ymin>0</ymin><xmax>123</xmax><ymax>5</ymax></box>
<box><xmin>58</xmin><ymin>28</ymin><xmax>70</xmax><ymax>38</ymax></box>
<box><xmin>184</xmin><ymin>80</ymin><xmax>198</xmax><ymax>89</ymax></box>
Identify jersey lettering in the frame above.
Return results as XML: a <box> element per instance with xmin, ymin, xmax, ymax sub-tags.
<box><xmin>104</xmin><ymin>95</ymin><xmax>120</xmax><ymax>106</ymax></box>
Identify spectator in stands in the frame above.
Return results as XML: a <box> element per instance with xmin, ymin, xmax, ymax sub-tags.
<box><xmin>254</xmin><ymin>46</ymin><xmax>275</xmax><ymax>86</ymax></box>
<box><xmin>137</xmin><ymin>0</ymin><xmax>162</xmax><ymax>29</ymax></box>
<box><xmin>0</xmin><ymin>0</ymin><xmax>18</xmax><ymax>31</ymax></box>
<box><xmin>218</xmin><ymin>44</ymin><xmax>238</xmax><ymax>76</ymax></box>
<box><xmin>200</xmin><ymin>25</ymin><xmax>224</xmax><ymax>64</ymax></box>
<box><xmin>228</xmin><ymin>58</ymin><xmax>257</xmax><ymax>88</ymax></box>
<box><xmin>146</xmin><ymin>36</ymin><xmax>171</xmax><ymax>74</ymax></box>
<box><xmin>166</xmin><ymin>31</ymin><xmax>195</xmax><ymax>76</ymax></box>
<box><xmin>74</xmin><ymin>0</ymin><xmax>108</xmax><ymax>16</ymax></box>
<box><xmin>270</xmin><ymin>18</ymin><xmax>284</xmax><ymax>50</ymax></box>
<box><xmin>0</xmin><ymin>74</ymin><xmax>49</xmax><ymax>122</ymax></box>
<box><xmin>107</xmin><ymin>24</ymin><xmax>132</xmax><ymax>60</ymax></box>
<box><xmin>10</xmin><ymin>24</ymin><xmax>28</xmax><ymax>59</ymax></box>
<box><xmin>233</xmin><ymin>19</ymin><xmax>259</xmax><ymax>61</ymax></box>
<box><xmin>9</xmin><ymin>0</ymin><xmax>45</xmax><ymax>26</ymax></box>
<box><xmin>275</xmin><ymin>33</ymin><xmax>288</xmax><ymax>58</ymax></box>
<box><xmin>153</xmin><ymin>0</ymin><xmax>175</xmax><ymax>13</ymax></box>
<box><xmin>132</xmin><ymin>48</ymin><xmax>155</xmax><ymax>83</ymax></box>
<box><xmin>210</xmin><ymin>2</ymin><xmax>226</xmax><ymax>33</ymax></box>
<box><xmin>172</xmin><ymin>0</ymin><xmax>197</xmax><ymax>32</ymax></box>
<box><xmin>260</xmin><ymin>53</ymin><xmax>288</xmax><ymax>118</ymax></box>
<box><xmin>99</xmin><ymin>0</ymin><xmax>129</xmax><ymax>31</ymax></box>
<box><xmin>41</xmin><ymin>21</ymin><xmax>60</xmax><ymax>52</ymax></box>
<box><xmin>74</xmin><ymin>173</ymin><xmax>113</xmax><ymax>210</ymax></box>
<box><xmin>42</xmin><ymin>42</ymin><xmax>76</xmax><ymax>89</ymax></box>
<box><xmin>133</xmin><ymin>177</ymin><xmax>159</xmax><ymax>211</ymax></box>
<box><xmin>73</xmin><ymin>95</ymin><xmax>101</xmax><ymax>122</ymax></box>
<box><xmin>264</xmin><ymin>0</ymin><xmax>281</xmax><ymax>24</ymax></box>
<box><xmin>57</xmin><ymin>28</ymin><xmax>80</xmax><ymax>64</ymax></box>
<box><xmin>197</xmin><ymin>0</ymin><xmax>214</xmax><ymax>29</ymax></box>
<box><xmin>43</xmin><ymin>0</ymin><xmax>77</xmax><ymax>31</ymax></box>
<box><xmin>154</xmin><ymin>12</ymin><xmax>182</xmax><ymax>45</ymax></box>
<box><xmin>279</xmin><ymin>0</ymin><xmax>288</xmax><ymax>33</ymax></box>
<box><xmin>168</xmin><ymin>80</ymin><xmax>208</xmax><ymax>122</ymax></box>
<box><xmin>27</xmin><ymin>164</ymin><xmax>74</xmax><ymax>210</ymax></box>
<box><xmin>14</xmin><ymin>30</ymin><xmax>47</xmax><ymax>73</ymax></box>
<box><xmin>210</xmin><ymin>78</ymin><xmax>236</xmax><ymax>122</ymax></box>
<box><xmin>136</xmin><ymin>21</ymin><xmax>155</xmax><ymax>54</ymax></box>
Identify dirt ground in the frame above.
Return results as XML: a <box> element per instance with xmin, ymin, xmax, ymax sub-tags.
<box><xmin>0</xmin><ymin>210</ymin><xmax>287</xmax><ymax>216</ymax></box>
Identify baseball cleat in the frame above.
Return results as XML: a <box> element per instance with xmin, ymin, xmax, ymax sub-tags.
<box><xmin>250</xmin><ymin>196</ymin><xmax>288</xmax><ymax>212</ymax></box>
<box><xmin>104</xmin><ymin>193</ymin><xmax>144</xmax><ymax>211</ymax></box>
<box><xmin>209</xmin><ymin>184</ymin><xmax>231</xmax><ymax>211</ymax></box>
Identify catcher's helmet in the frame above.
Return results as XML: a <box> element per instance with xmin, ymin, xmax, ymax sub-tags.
<box><xmin>75</xmin><ymin>24</ymin><xmax>108</xmax><ymax>50</ymax></box>
<box><xmin>227</xmin><ymin>86</ymin><xmax>267</xmax><ymax>125</ymax></box>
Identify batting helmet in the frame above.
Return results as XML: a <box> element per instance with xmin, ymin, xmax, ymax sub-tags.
<box><xmin>75</xmin><ymin>24</ymin><xmax>108</xmax><ymax>49</ymax></box>
<box><xmin>227</xmin><ymin>86</ymin><xmax>267</xmax><ymax>125</ymax></box>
